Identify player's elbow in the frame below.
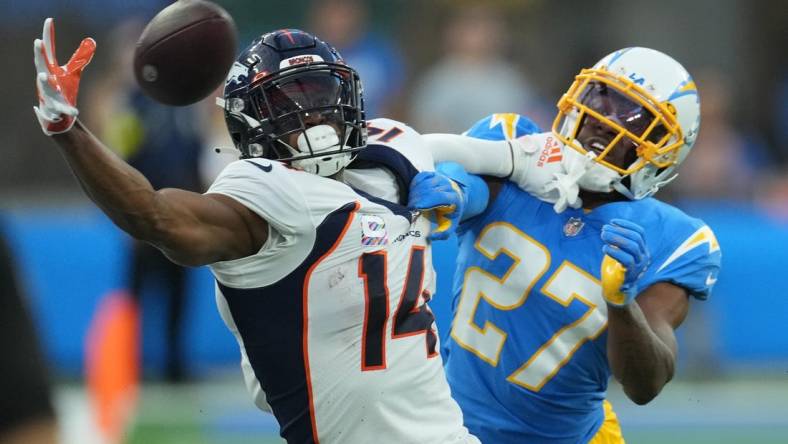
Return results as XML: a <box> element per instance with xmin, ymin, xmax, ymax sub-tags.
<box><xmin>624</xmin><ymin>386</ymin><xmax>659</xmax><ymax>405</ymax></box>
<box><xmin>622</xmin><ymin>377</ymin><xmax>668</xmax><ymax>405</ymax></box>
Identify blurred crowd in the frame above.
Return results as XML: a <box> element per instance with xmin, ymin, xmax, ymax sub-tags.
<box><xmin>0</xmin><ymin>0</ymin><xmax>785</xmax><ymax>211</ymax></box>
<box><xmin>0</xmin><ymin>0</ymin><xmax>786</xmax><ymax>386</ymax></box>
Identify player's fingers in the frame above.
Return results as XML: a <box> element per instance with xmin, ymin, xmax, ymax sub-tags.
<box><xmin>66</xmin><ymin>37</ymin><xmax>96</xmax><ymax>72</ymax></box>
<box><xmin>42</xmin><ymin>18</ymin><xmax>58</xmax><ymax>68</ymax></box>
<box><xmin>33</xmin><ymin>39</ymin><xmax>49</xmax><ymax>75</ymax></box>
<box><xmin>36</xmin><ymin>72</ymin><xmax>57</xmax><ymax>97</ymax></box>
<box><xmin>409</xmin><ymin>174</ymin><xmax>456</xmax><ymax>210</ymax></box>
<box><xmin>408</xmin><ymin>171</ymin><xmax>433</xmax><ymax>191</ymax></box>
<box><xmin>34</xmin><ymin>105</ymin><xmax>61</xmax><ymax>125</ymax></box>
<box><xmin>602</xmin><ymin>224</ymin><xmax>645</xmax><ymax>250</ymax></box>
<box><xmin>34</xmin><ymin>105</ymin><xmax>54</xmax><ymax>124</ymax></box>
<box><xmin>609</xmin><ymin>218</ymin><xmax>645</xmax><ymax>236</ymax></box>
<box><xmin>602</xmin><ymin>224</ymin><xmax>639</xmax><ymax>243</ymax></box>
<box><xmin>602</xmin><ymin>244</ymin><xmax>634</xmax><ymax>268</ymax></box>
<box><xmin>601</xmin><ymin>232</ymin><xmax>640</xmax><ymax>259</ymax></box>
<box><xmin>422</xmin><ymin>173</ymin><xmax>448</xmax><ymax>191</ymax></box>
<box><xmin>37</xmin><ymin>73</ymin><xmax>77</xmax><ymax>116</ymax></box>
<box><xmin>601</xmin><ymin>228</ymin><xmax>641</xmax><ymax>258</ymax></box>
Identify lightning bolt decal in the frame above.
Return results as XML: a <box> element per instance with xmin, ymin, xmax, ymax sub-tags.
<box><xmin>489</xmin><ymin>113</ymin><xmax>520</xmax><ymax>140</ymax></box>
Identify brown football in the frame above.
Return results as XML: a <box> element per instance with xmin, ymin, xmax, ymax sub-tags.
<box><xmin>133</xmin><ymin>0</ymin><xmax>238</xmax><ymax>106</ymax></box>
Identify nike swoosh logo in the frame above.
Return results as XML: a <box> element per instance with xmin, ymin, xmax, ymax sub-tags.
<box><xmin>705</xmin><ymin>274</ymin><xmax>718</xmax><ymax>286</ymax></box>
<box><xmin>246</xmin><ymin>160</ymin><xmax>272</xmax><ymax>172</ymax></box>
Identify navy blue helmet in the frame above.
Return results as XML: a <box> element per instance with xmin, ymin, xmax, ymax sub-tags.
<box><xmin>222</xmin><ymin>29</ymin><xmax>366</xmax><ymax>175</ymax></box>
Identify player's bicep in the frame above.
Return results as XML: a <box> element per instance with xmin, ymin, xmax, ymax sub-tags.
<box><xmin>150</xmin><ymin>188</ymin><xmax>267</xmax><ymax>266</ymax></box>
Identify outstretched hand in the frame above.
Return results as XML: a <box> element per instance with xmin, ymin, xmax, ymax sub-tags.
<box><xmin>33</xmin><ymin>17</ymin><xmax>96</xmax><ymax>135</ymax></box>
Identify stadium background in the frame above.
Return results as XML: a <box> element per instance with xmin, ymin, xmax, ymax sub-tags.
<box><xmin>1</xmin><ymin>0</ymin><xmax>787</xmax><ymax>442</ymax></box>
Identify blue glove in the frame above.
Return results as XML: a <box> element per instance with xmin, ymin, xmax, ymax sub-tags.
<box><xmin>437</xmin><ymin>162</ymin><xmax>488</xmax><ymax>219</ymax></box>
<box><xmin>600</xmin><ymin>218</ymin><xmax>650</xmax><ymax>306</ymax></box>
<box><xmin>408</xmin><ymin>170</ymin><xmax>466</xmax><ymax>240</ymax></box>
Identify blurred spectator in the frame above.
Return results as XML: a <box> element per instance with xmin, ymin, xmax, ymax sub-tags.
<box><xmin>669</xmin><ymin>68</ymin><xmax>772</xmax><ymax>201</ymax></box>
<box><xmin>308</xmin><ymin>0</ymin><xmax>406</xmax><ymax>118</ymax></box>
<box><xmin>85</xmin><ymin>19</ymin><xmax>208</xmax><ymax>383</ymax></box>
<box><xmin>754</xmin><ymin>170</ymin><xmax>788</xmax><ymax>222</ymax></box>
<box><xmin>407</xmin><ymin>4</ymin><xmax>542</xmax><ymax>133</ymax></box>
<box><xmin>754</xmin><ymin>72</ymin><xmax>788</xmax><ymax>220</ymax></box>
<box><xmin>0</xmin><ymin>228</ymin><xmax>57</xmax><ymax>444</ymax></box>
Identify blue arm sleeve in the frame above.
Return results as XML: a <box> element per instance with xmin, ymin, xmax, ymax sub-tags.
<box><xmin>436</xmin><ymin>162</ymin><xmax>489</xmax><ymax>221</ymax></box>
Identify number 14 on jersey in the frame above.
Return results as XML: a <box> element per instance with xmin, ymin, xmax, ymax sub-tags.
<box><xmin>359</xmin><ymin>246</ymin><xmax>438</xmax><ymax>371</ymax></box>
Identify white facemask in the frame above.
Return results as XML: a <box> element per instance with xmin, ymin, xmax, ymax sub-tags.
<box><xmin>291</xmin><ymin>124</ymin><xmax>352</xmax><ymax>177</ymax></box>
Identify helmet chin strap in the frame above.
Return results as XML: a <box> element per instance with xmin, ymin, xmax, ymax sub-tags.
<box><xmin>291</xmin><ymin>125</ymin><xmax>352</xmax><ymax>177</ymax></box>
<box><xmin>577</xmin><ymin>162</ymin><xmax>621</xmax><ymax>193</ymax></box>
<box><xmin>562</xmin><ymin>149</ymin><xmax>622</xmax><ymax>194</ymax></box>
<box><xmin>549</xmin><ymin>150</ymin><xmax>595</xmax><ymax>212</ymax></box>
<box><xmin>622</xmin><ymin>171</ymin><xmax>679</xmax><ymax>200</ymax></box>
<box><xmin>612</xmin><ymin>180</ymin><xmax>635</xmax><ymax>200</ymax></box>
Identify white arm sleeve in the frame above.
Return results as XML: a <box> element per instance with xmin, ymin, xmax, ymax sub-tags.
<box><xmin>424</xmin><ymin>132</ymin><xmax>583</xmax><ymax>213</ymax></box>
<box><xmin>422</xmin><ymin>133</ymin><xmax>514</xmax><ymax>177</ymax></box>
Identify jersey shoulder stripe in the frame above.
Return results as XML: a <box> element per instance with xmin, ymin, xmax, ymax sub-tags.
<box><xmin>657</xmin><ymin>225</ymin><xmax>720</xmax><ymax>272</ymax></box>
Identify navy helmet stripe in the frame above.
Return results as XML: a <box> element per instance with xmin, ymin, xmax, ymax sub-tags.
<box><xmin>219</xmin><ymin>201</ymin><xmax>358</xmax><ymax>443</ymax></box>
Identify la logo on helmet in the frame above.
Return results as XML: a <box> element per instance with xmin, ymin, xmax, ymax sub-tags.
<box><xmin>628</xmin><ymin>72</ymin><xmax>645</xmax><ymax>85</ymax></box>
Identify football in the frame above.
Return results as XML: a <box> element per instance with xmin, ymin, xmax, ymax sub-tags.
<box><xmin>133</xmin><ymin>0</ymin><xmax>238</xmax><ymax>106</ymax></box>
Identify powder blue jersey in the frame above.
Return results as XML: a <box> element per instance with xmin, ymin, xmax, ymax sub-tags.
<box><xmin>442</xmin><ymin>115</ymin><xmax>722</xmax><ymax>443</ymax></box>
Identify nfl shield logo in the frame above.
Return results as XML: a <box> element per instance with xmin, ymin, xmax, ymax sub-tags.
<box><xmin>563</xmin><ymin>217</ymin><xmax>584</xmax><ymax>237</ymax></box>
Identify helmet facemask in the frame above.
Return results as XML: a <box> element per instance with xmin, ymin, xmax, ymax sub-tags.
<box><xmin>553</xmin><ymin>68</ymin><xmax>684</xmax><ymax>197</ymax></box>
<box><xmin>225</xmin><ymin>62</ymin><xmax>366</xmax><ymax>176</ymax></box>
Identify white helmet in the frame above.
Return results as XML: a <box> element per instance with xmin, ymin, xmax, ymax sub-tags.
<box><xmin>552</xmin><ymin>47</ymin><xmax>701</xmax><ymax>199</ymax></box>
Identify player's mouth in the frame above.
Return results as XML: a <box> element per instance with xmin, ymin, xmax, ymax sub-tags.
<box><xmin>581</xmin><ymin>136</ymin><xmax>610</xmax><ymax>155</ymax></box>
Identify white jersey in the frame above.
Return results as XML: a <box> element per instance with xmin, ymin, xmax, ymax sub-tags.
<box><xmin>207</xmin><ymin>119</ymin><xmax>478</xmax><ymax>444</ymax></box>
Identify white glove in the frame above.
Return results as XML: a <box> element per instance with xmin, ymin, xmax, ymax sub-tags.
<box><xmin>508</xmin><ymin>135</ymin><xmax>588</xmax><ymax>213</ymax></box>
<box><xmin>33</xmin><ymin>18</ymin><xmax>96</xmax><ymax>135</ymax></box>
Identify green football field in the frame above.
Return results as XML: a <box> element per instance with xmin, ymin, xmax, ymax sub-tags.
<box><xmin>56</xmin><ymin>376</ymin><xmax>788</xmax><ymax>443</ymax></box>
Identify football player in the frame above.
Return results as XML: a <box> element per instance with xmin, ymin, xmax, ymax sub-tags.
<box><xmin>34</xmin><ymin>16</ymin><xmax>572</xmax><ymax>443</ymax></box>
<box><xmin>33</xmin><ymin>18</ymin><xmax>489</xmax><ymax>443</ymax></box>
<box><xmin>411</xmin><ymin>48</ymin><xmax>722</xmax><ymax>443</ymax></box>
